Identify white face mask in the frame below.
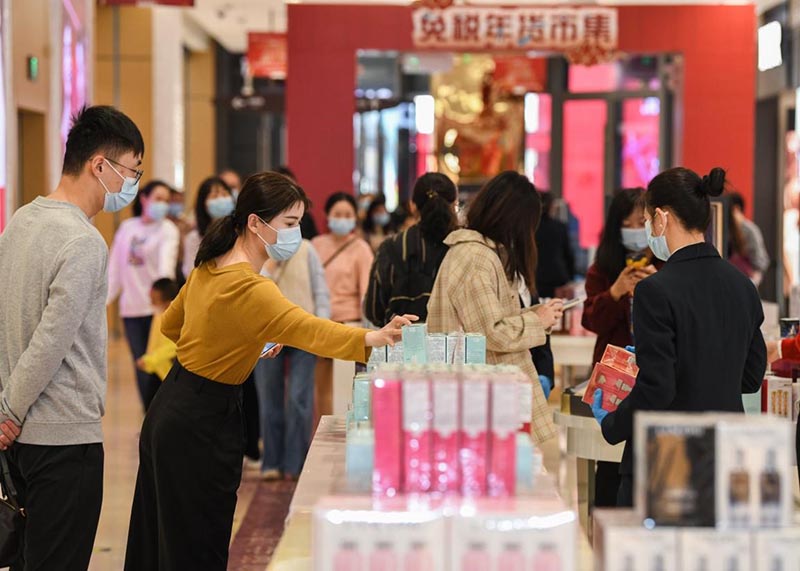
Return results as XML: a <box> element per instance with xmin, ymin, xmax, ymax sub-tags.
<box><xmin>98</xmin><ymin>159</ymin><xmax>139</xmax><ymax>213</ymax></box>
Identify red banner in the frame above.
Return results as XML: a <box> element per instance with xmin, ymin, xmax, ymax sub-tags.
<box><xmin>492</xmin><ymin>55</ymin><xmax>547</xmax><ymax>94</ymax></box>
<box><xmin>248</xmin><ymin>33</ymin><xmax>287</xmax><ymax>80</ymax></box>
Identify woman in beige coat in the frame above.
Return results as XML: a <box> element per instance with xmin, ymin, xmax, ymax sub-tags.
<box><xmin>427</xmin><ymin>171</ymin><xmax>563</xmax><ymax>446</ymax></box>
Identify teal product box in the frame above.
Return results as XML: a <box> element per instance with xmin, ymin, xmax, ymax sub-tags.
<box><xmin>387</xmin><ymin>341</ymin><xmax>404</xmax><ymax>363</ymax></box>
<box><xmin>465</xmin><ymin>333</ymin><xmax>487</xmax><ymax>365</ymax></box>
<box><xmin>446</xmin><ymin>333</ymin><xmax>465</xmax><ymax>365</ymax></box>
<box><xmin>402</xmin><ymin>324</ymin><xmax>428</xmax><ymax>364</ymax></box>
<box><xmin>352</xmin><ymin>374</ymin><xmax>372</xmax><ymax>421</ymax></box>
<box><xmin>345</xmin><ymin>424</ymin><xmax>374</xmax><ymax>492</ymax></box>
<box><xmin>427</xmin><ymin>333</ymin><xmax>447</xmax><ymax>364</ymax></box>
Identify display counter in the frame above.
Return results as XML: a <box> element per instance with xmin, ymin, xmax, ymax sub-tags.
<box><xmin>268</xmin><ymin>415</ymin><xmax>593</xmax><ymax>570</ymax></box>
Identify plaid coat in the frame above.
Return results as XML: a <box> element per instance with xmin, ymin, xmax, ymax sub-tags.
<box><xmin>427</xmin><ymin>229</ymin><xmax>557</xmax><ymax>443</ymax></box>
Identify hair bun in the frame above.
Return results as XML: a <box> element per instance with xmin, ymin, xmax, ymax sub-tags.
<box><xmin>699</xmin><ymin>167</ymin><xmax>726</xmax><ymax>197</ymax></box>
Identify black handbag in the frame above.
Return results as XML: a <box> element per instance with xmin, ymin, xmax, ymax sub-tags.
<box><xmin>0</xmin><ymin>452</ymin><xmax>24</xmax><ymax>566</ymax></box>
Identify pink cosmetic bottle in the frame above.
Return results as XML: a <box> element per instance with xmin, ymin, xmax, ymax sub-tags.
<box><xmin>431</xmin><ymin>367</ymin><xmax>461</xmax><ymax>494</ymax></box>
<box><xmin>372</xmin><ymin>368</ymin><xmax>403</xmax><ymax>496</ymax></box>
<box><xmin>370</xmin><ymin>542</ymin><xmax>397</xmax><ymax>571</ymax></box>
<box><xmin>460</xmin><ymin>370</ymin><xmax>489</xmax><ymax>497</ymax></box>
<box><xmin>334</xmin><ymin>541</ymin><xmax>363</xmax><ymax>571</ymax></box>
<box><xmin>532</xmin><ymin>543</ymin><xmax>561</xmax><ymax>571</ymax></box>
<box><xmin>488</xmin><ymin>379</ymin><xmax>518</xmax><ymax>497</ymax></box>
<box><xmin>404</xmin><ymin>541</ymin><xmax>433</xmax><ymax>571</ymax></box>
<box><xmin>462</xmin><ymin>542</ymin><xmax>491</xmax><ymax>571</ymax></box>
<box><xmin>497</xmin><ymin>543</ymin><xmax>525</xmax><ymax>571</ymax></box>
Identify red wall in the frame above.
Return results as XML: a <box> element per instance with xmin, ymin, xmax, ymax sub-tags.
<box><xmin>287</xmin><ymin>4</ymin><xmax>756</xmax><ymax>220</ymax></box>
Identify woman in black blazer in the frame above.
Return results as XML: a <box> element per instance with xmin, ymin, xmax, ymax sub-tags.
<box><xmin>592</xmin><ymin>167</ymin><xmax>767</xmax><ymax>507</ymax></box>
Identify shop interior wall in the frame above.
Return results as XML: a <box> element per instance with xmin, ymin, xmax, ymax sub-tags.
<box><xmin>94</xmin><ymin>5</ymin><xmax>153</xmax><ymax>246</ymax></box>
<box><xmin>754</xmin><ymin>97</ymin><xmax>779</xmax><ymax>301</ymax></box>
<box><xmin>286</xmin><ymin>4</ymin><xmax>757</xmax><ymax>228</ymax></box>
<box><xmin>12</xmin><ymin>0</ymin><xmax>52</xmax><ymax>205</ymax></box>
<box><xmin>185</xmin><ymin>46</ymin><xmax>216</xmax><ymax>209</ymax></box>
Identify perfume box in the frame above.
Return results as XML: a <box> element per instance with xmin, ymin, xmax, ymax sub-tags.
<box><xmin>352</xmin><ymin>373</ymin><xmax>372</xmax><ymax>422</ymax></box>
<box><xmin>582</xmin><ymin>363</ymin><xmax>637</xmax><ymax>412</ymax></box>
<box><xmin>460</xmin><ymin>370</ymin><xmax>490</xmax><ymax>497</ymax></box>
<box><xmin>386</xmin><ymin>342</ymin><xmax>404</xmax><ymax>364</ymax></box>
<box><xmin>678</xmin><ymin>529</ymin><xmax>751</xmax><ymax>571</ymax></box>
<box><xmin>427</xmin><ymin>334</ymin><xmax>447</xmax><ymax>364</ymax></box>
<box><xmin>450</xmin><ymin>498</ymin><xmax>576</xmax><ymax>571</ymax></box>
<box><xmin>431</xmin><ymin>368</ymin><xmax>460</xmax><ymax>494</ymax></box>
<box><xmin>447</xmin><ymin>333</ymin><xmax>466</xmax><ymax>365</ymax></box>
<box><xmin>402</xmin><ymin>373</ymin><xmax>432</xmax><ymax>493</ymax></box>
<box><xmin>488</xmin><ymin>379</ymin><xmax>518</xmax><ymax>497</ymax></box>
<box><xmin>313</xmin><ymin>496</ymin><xmax>447</xmax><ymax>571</ymax></box>
<box><xmin>600</xmin><ymin>344</ymin><xmax>639</xmax><ymax>377</ymax></box>
<box><xmin>635</xmin><ymin>413</ymin><xmax>718</xmax><ymax>527</ymax></box>
<box><xmin>753</xmin><ymin>528</ymin><xmax>800</xmax><ymax>571</ymax></box>
<box><xmin>761</xmin><ymin>376</ymin><xmax>795</xmax><ymax>419</ymax></box>
<box><xmin>465</xmin><ymin>334</ymin><xmax>487</xmax><ymax>365</ymax></box>
<box><xmin>402</xmin><ymin>324</ymin><xmax>428</xmax><ymax>365</ymax></box>
<box><xmin>603</xmin><ymin>526</ymin><xmax>679</xmax><ymax>571</ymax></box>
<box><xmin>372</xmin><ymin>370</ymin><xmax>403</xmax><ymax>496</ymax></box>
<box><xmin>715</xmin><ymin>418</ymin><xmax>793</xmax><ymax>530</ymax></box>
<box><xmin>592</xmin><ymin>509</ymin><xmax>639</xmax><ymax>571</ymax></box>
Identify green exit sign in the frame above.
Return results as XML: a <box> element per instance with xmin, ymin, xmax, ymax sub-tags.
<box><xmin>26</xmin><ymin>56</ymin><xmax>38</xmax><ymax>81</ymax></box>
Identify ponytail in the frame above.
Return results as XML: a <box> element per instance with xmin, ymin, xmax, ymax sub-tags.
<box><xmin>419</xmin><ymin>191</ymin><xmax>457</xmax><ymax>243</ymax></box>
<box><xmin>412</xmin><ymin>173</ymin><xmax>458</xmax><ymax>244</ymax></box>
<box><xmin>195</xmin><ymin>215</ymin><xmax>238</xmax><ymax>267</ymax></box>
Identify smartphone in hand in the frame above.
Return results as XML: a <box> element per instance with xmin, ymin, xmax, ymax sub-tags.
<box><xmin>260</xmin><ymin>342</ymin><xmax>278</xmax><ymax>357</ymax></box>
<box><xmin>562</xmin><ymin>297</ymin><xmax>586</xmax><ymax>311</ymax></box>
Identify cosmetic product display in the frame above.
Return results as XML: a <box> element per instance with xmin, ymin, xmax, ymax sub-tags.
<box><xmin>402</xmin><ymin>323</ymin><xmax>428</xmax><ymax>365</ymax></box>
<box><xmin>401</xmin><ymin>370</ymin><xmax>433</xmax><ymax>493</ymax></box>
<box><xmin>427</xmin><ymin>334</ymin><xmax>448</xmax><ymax>365</ymax></box>
<box><xmin>582</xmin><ymin>345</ymin><xmax>638</xmax><ymax>412</ymax></box>
<box><xmin>464</xmin><ymin>333</ymin><xmax>487</xmax><ymax>365</ymax></box>
<box><xmin>313</xmin><ymin>497</ymin><xmax>447</xmax><ymax>571</ymax></box>
<box><xmin>678</xmin><ymin>529</ymin><xmax>751</xmax><ymax>571</ymax></box>
<box><xmin>753</xmin><ymin>528</ymin><xmax>800</xmax><ymax>571</ymax></box>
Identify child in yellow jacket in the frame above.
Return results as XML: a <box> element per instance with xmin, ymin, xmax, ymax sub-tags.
<box><xmin>136</xmin><ymin>279</ymin><xmax>179</xmax><ymax>386</ymax></box>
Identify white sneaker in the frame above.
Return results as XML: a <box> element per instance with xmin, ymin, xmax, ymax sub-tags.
<box><xmin>261</xmin><ymin>468</ymin><xmax>282</xmax><ymax>481</ymax></box>
<box><xmin>243</xmin><ymin>457</ymin><xmax>261</xmax><ymax>471</ymax></box>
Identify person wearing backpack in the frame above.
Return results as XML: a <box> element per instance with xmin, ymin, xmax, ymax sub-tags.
<box><xmin>365</xmin><ymin>173</ymin><xmax>458</xmax><ymax>326</ymax></box>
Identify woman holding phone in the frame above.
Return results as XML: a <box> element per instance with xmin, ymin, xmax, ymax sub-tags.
<box><xmin>427</xmin><ymin>171</ymin><xmax>563</xmax><ymax>453</ymax></box>
<box><xmin>125</xmin><ymin>172</ymin><xmax>414</xmax><ymax>571</ymax></box>
<box><xmin>593</xmin><ymin>167</ymin><xmax>766</xmax><ymax>506</ymax></box>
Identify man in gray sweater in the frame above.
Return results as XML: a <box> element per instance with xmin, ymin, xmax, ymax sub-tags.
<box><xmin>0</xmin><ymin>106</ymin><xmax>143</xmax><ymax>569</ymax></box>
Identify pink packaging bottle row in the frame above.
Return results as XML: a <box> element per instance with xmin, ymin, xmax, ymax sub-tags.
<box><xmin>372</xmin><ymin>364</ymin><xmax>525</xmax><ymax>498</ymax></box>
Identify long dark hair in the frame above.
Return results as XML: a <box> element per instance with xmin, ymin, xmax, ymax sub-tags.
<box><xmin>363</xmin><ymin>194</ymin><xmax>389</xmax><ymax>234</ymax></box>
<box><xmin>595</xmin><ymin>188</ymin><xmax>645</xmax><ymax>279</ymax></box>
<box><xmin>645</xmin><ymin>167</ymin><xmax>726</xmax><ymax>231</ymax></box>
<box><xmin>467</xmin><ymin>171</ymin><xmax>542</xmax><ymax>291</ymax></box>
<box><xmin>195</xmin><ymin>172</ymin><xmax>310</xmax><ymax>267</ymax></box>
<box><xmin>132</xmin><ymin>179</ymin><xmax>173</xmax><ymax>217</ymax></box>
<box><xmin>194</xmin><ymin>176</ymin><xmax>232</xmax><ymax>237</ymax></box>
<box><xmin>412</xmin><ymin>172</ymin><xmax>457</xmax><ymax>243</ymax></box>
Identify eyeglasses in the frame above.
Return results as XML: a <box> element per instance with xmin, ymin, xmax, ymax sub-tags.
<box><xmin>106</xmin><ymin>157</ymin><xmax>144</xmax><ymax>183</ymax></box>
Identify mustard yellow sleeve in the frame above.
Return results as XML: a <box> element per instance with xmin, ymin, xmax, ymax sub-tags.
<box><xmin>161</xmin><ymin>284</ymin><xmax>186</xmax><ymax>343</ymax></box>
<box><xmin>252</xmin><ymin>280</ymin><xmax>370</xmax><ymax>363</ymax></box>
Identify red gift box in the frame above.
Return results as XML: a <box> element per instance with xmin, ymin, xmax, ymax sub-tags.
<box><xmin>582</xmin><ymin>362</ymin><xmax>637</xmax><ymax>413</ymax></box>
<box><xmin>600</xmin><ymin>345</ymin><xmax>639</xmax><ymax>377</ymax></box>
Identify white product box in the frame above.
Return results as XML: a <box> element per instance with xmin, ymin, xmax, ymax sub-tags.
<box><xmin>678</xmin><ymin>529</ymin><xmax>751</xmax><ymax>571</ymax></box>
<box><xmin>450</xmin><ymin>498</ymin><xmax>576</xmax><ymax>571</ymax></box>
<box><xmin>715</xmin><ymin>418</ymin><xmax>793</xmax><ymax>529</ymax></box>
<box><xmin>313</xmin><ymin>496</ymin><xmax>447</xmax><ymax>571</ymax></box>
<box><xmin>603</xmin><ymin>526</ymin><xmax>679</xmax><ymax>571</ymax></box>
<box><xmin>447</xmin><ymin>333</ymin><xmax>466</xmax><ymax>365</ymax></box>
<box><xmin>754</xmin><ymin>528</ymin><xmax>800</xmax><ymax>571</ymax></box>
<box><xmin>427</xmin><ymin>334</ymin><xmax>447</xmax><ymax>364</ymax></box>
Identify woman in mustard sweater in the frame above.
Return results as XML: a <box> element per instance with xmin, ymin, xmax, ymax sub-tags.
<box><xmin>124</xmin><ymin>172</ymin><xmax>413</xmax><ymax>571</ymax></box>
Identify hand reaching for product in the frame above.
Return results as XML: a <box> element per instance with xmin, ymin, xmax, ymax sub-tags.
<box><xmin>366</xmin><ymin>314</ymin><xmax>419</xmax><ymax>347</ymax></box>
<box><xmin>591</xmin><ymin>389</ymin><xmax>608</xmax><ymax>426</ymax></box>
<box><xmin>534</xmin><ymin>299</ymin><xmax>564</xmax><ymax>330</ymax></box>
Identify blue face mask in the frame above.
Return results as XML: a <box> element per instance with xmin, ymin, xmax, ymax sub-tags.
<box><xmin>99</xmin><ymin>159</ymin><xmax>139</xmax><ymax>213</ymax></box>
<box><xmin>207</xmin><ymin>197</ymin><xmax>235</xmax><ymax>219</ymax></box>
<box><xmin>646</xmin><ymin>216</ymin><xmax>671</xmax><ymax>261</ymax></box>
<box><xmin>256</xmin><ymin>217</ymin><xmax>303</xmax><ymax>261</ymax></box>
<box><xmin>146</xmin><ymin>201</ymin><xmax>169</xmax><ymax>222</ymax></box>
<box><xmin>168</xmin><ymin>203</ymin><xmax>184</xmax><ymax>218</ymax></box>
<box><xmin>373</xmin><ymin>212</ymin><xmax>391</xmax><ymax>227</ymax></box>
<box><xmin>329</xmin><ymin>217</ymin><xmax>356</xmax><ymax>236</ymax></box>
<box><xmin>621</xmin><ymin>227</ymin><xmax>649</xmax><ymax>252</ymax></box>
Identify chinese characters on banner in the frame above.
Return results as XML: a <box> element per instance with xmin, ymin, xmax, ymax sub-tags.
<box><xmin>247</xmin><ymin>33</ymin><xmax>287</xmax><ymax>80</ymax></box>
<box><xmin>412</xmin><ymin>7</ymin><xmax>617</xmax><ymax>53</ymax></box>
